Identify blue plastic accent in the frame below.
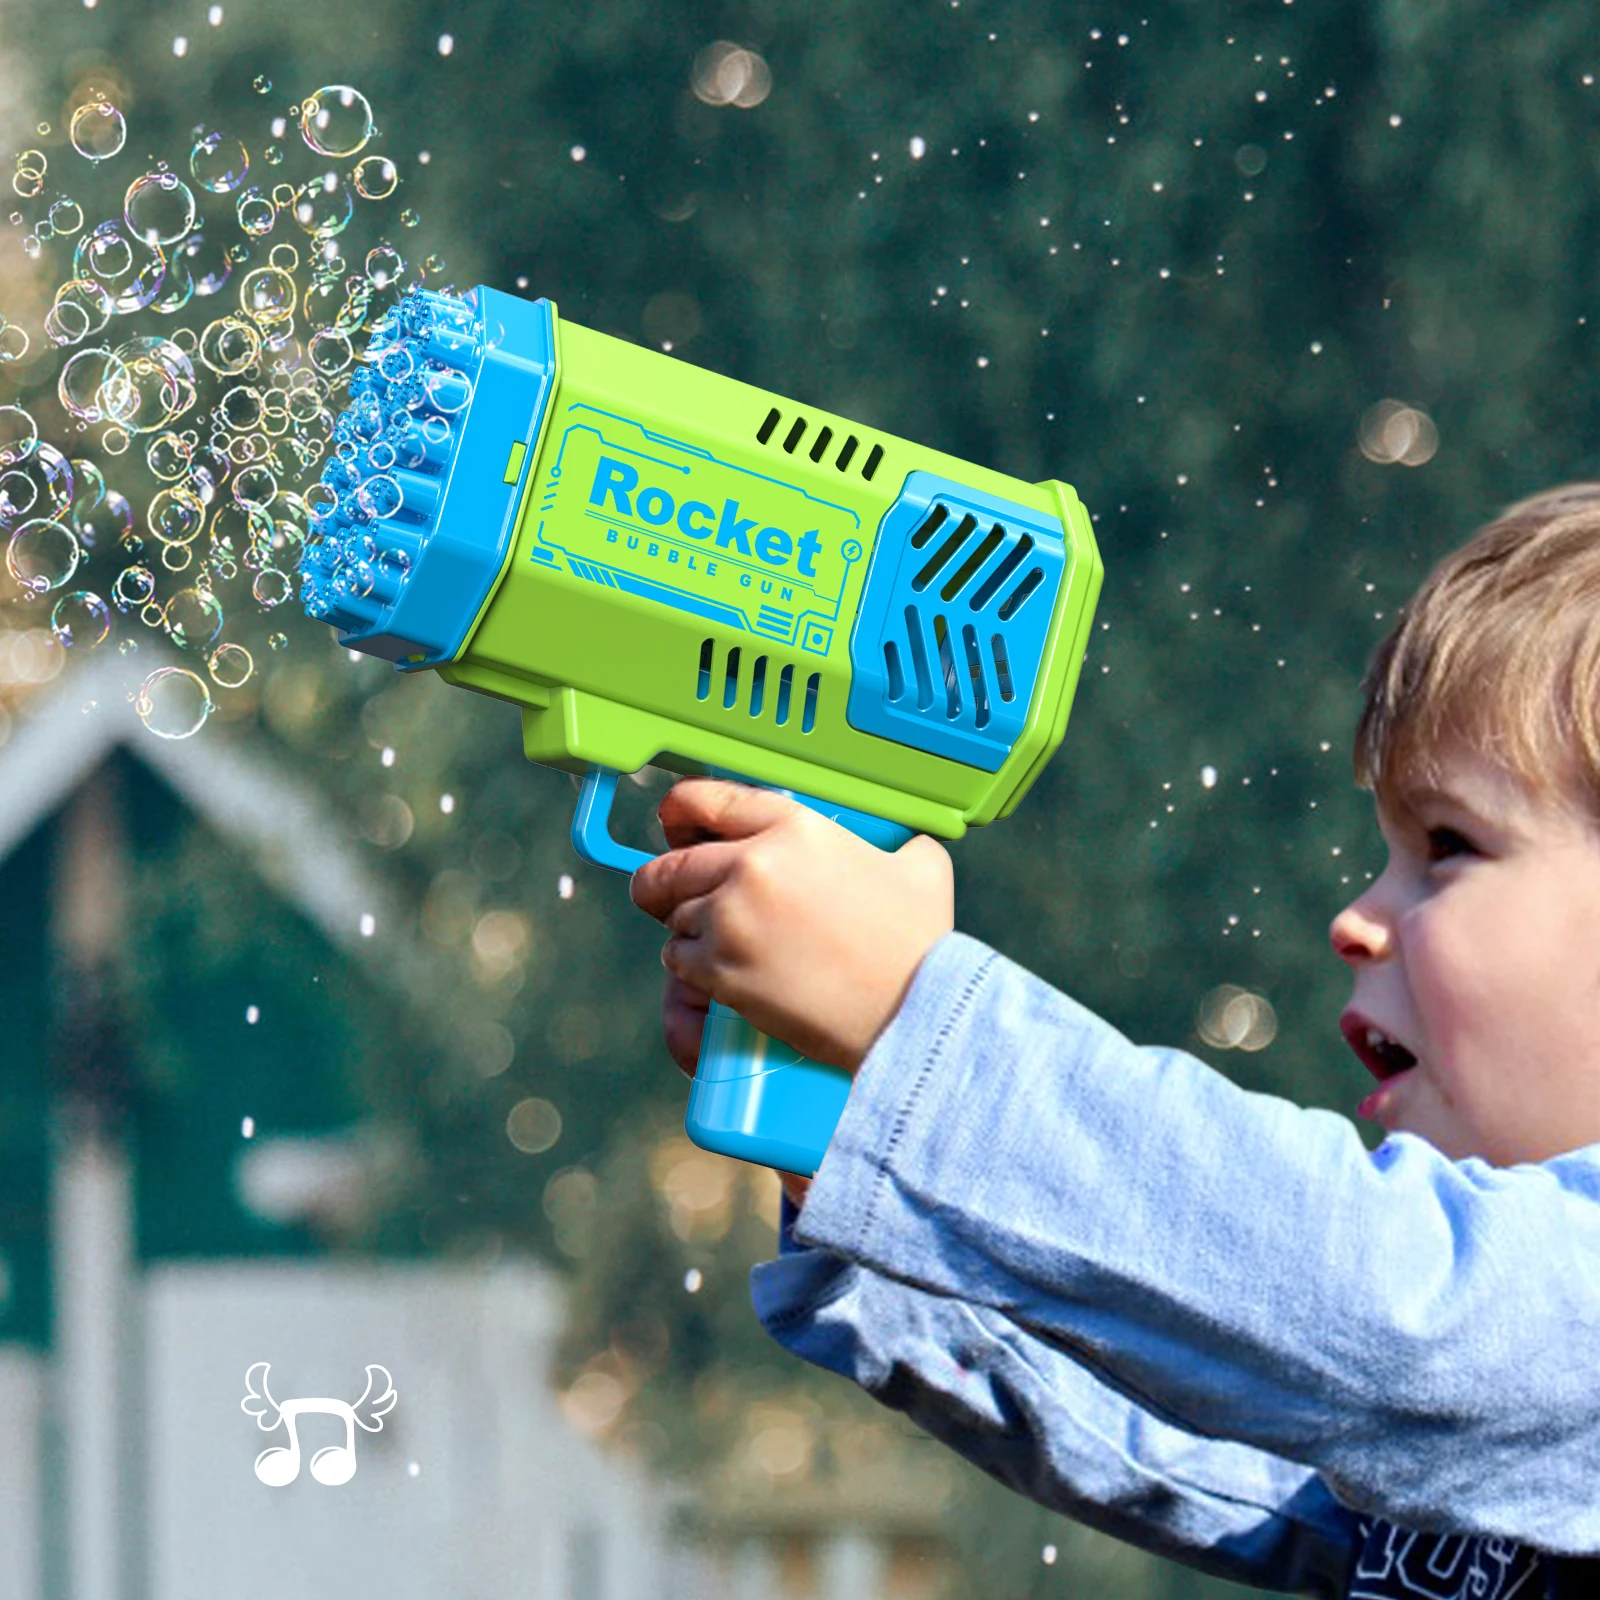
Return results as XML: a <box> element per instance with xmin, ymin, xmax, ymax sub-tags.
<box><xmin>571</xmin><ymin>763</ymin><xmax>913</xmax><ymax>1174</ymax></box>
<box><xmin>572</xmin><ymin>766</ymin><xmax>656</xmax><ymax>873</ymax></box>
<box><xmin>299</xmin><ymin>285</ymin><xmax>557</xmax><ymax>668</ymax></box>
<box><xmin>846</xmin><ymin>470</ymin><xmax>1069</xmax><ymax>771</ymax></box>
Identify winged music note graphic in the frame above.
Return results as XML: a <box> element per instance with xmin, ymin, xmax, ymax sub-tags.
<box><xmin>241</xmin><ymin>1362</ymin><xmax>397</xmax><ymax>1486</ymax></box>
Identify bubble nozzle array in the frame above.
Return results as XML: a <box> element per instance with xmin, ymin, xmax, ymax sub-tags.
<box><xmin>300</xmin><ymin>289</ymin><xmax>483</xmax><ymax>636</ymax></box>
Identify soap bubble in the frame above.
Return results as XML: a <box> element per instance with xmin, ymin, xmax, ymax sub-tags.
<box><xmin>147</xmin><ymin>431</ymin><xmax>193</xmax><ymax>481</ymax></box>
<box><xmin>135</xmin><ymin>666</ymin><xmax>212</xmax><ymax>739</ymax></box>
<box><xmin>75</xmin><ymin>222</ymin><xmax>167</xmax><ymax>315</ymax></box>
<box><xmin>352</xmin><ymin>155</ymin><xmax>398</xmax><ymax>200</ymax></box>
<box><xmin>235</xmin><ymin>186</ymin><xmax>277</xmax><ymax>237</ymax></box>
<box><xmin>124</xmin><ymin>170</ymin><xmax>198</xmax><ymax>246</ymax></box>
<box><xmin>112</xmin><ymin>564</ymin><xmax>156</xmax><ymax>610</ymax></box>
<box><xmin>198</xmin><ymin>315</ymin><xmax>260</xmax><ymax>375</ymax></box>
<box><xmin>7</xmin><ymin>518</ymin><xmax>81</xmax><ymax>593</ymax></box>
<box><xmin>148</xmin><ymin>485</ymin><xmax>206</xmax><ymax>545</ymax></box>
<box><xmin>293</xmin><ymin>175</ymin><xmax>353</xmax><ymax>239</ymax></box>
<box><xmin>163</xmin><ymin>584</ymin><xmax>224</xmax><ymax>650</ymax></box>
<box><xmin>48</xmin><ymin>198</ymin><xmax>84</xmax><ymax>236</ymax></box>
<box><xmin>58</xmin><ymin>347</ymin><xmax>124</xmax><ymax>421</ymax></box>
<box><xmin>70</xmin><ymin>100</ymin><xmax>127</xmax><ymax>162</ymax></box>
<box><xmin>103</xmin><ymin>337</ymin><xmax>197</xmax><ymax>433</ymax></box>
<box><xmin>208</xmin><ymin>640</ymin><xmax>253</xmax><ymax>686</ymax></box>
<box><xmin>300</xmin><ymin>86</ymin><xmax>374</xmax><ymax>158</ymax></box>
<box><xmin>0</xmin><ymin>445</ymin><xmax>74</xmax><ymax>526</ymax></box>
<box><xmin>189</xmin><ymin>129</ymin><xmax>249</xmax><ymax>193</ymax></box>
<box><xmin>46</xmin><ymin>279</ymin><xmax>115</xmax><ymax>346</ymax></box>
<box><xmin>0</xmin><ymin>405</ymin><xmax>38</xmax><ymax>466</ymax></box>
<box><xmin>239</xmin><ymin>265</ymin><xmax>296</xmax><ymax>326</ymax></box>
<box><xmin>253</xmin><ymin>74</ymin><xmax>272</xmax><ymax>94</ymax></box>
<box><xmin>51</xmin><ymin>589</ymin><xmax>111</xmax><ymax>647</ymax></box>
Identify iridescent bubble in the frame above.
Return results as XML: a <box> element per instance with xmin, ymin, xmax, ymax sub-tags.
<box><xmin>47</xmin><ymin>279</ymin><xmax>114</xmax><ymax>346</ymax></box>
<box><xmin>0</xmin><ymin>445</ymin><xmax>74</xmax><ymax>527</ymax></box>
<box><xmin>148</xmin><ymin>485</ymin><xmax>207</xmax><ymax>545</ymax></box>
<box><xmin>123</xmin><ymin>170</ymin><xmax>197</xmax><ymax>246</ymax></box>
<box><xmin>365</xmin><ymin>243</ymin><xmax>403</xmax><ymax>289</ymax></box>
<box><xmin>268</xmin><ymin>631</ymin><xmax>287</xmax><ymax>651</ymax></box>
<box><xmin>189</xmin><ymin>129</ymin><xmax>249</xmax><ymax>193</ymax></box>
<box><xmin>239</xmin><ymin>265</ymin><xmax>296</xmax><ymax>326</ymax></box>
<box><xmin>59</xmin><ymin>347</ymin><xmax>124</xmax><ymax>421</ymax></box>
<box><xmin>208</xmin><ymin>640</ymin><xmax>253</xmax><ymax>687</ymax></box>
<box><xmin>70</xmin><ymin>100</ymin><xmax>127</xmax><ymax>161</ymax></box>
<box><xmin>293</xmin><ymin>174</ymin><xmax>353</xmax><ymax>239</ymax></box>
<box><xmin>7</xmin><ymin>518</ymin><xmax>81</xmax><ymax>593</ymax></box>
<box><xmin>253</xmin><ymin>74</ymin><xmax>272</xmax><ymax>94</ymax></box>
<box><xmin>112</xmin><ymin>564</ymin><xmax>156</xmax><ymax>610</ymax></box>
<box><xmin>235</xmin><ymin>186</ymin><xmax>277</xmax><ymax>238</ymax></box>
<box><xmin>163</xmin><ymin>585</ymin><xmax>224</xmax><ymax>650</ymax></box>
<box><xmin>136</xmin><ymin>666</ymin><xmax>212</xmax><ymax>739</ymax></box>
<box><xmin>103</xmin><ymin>336</ymin><xmax>197</xmax><ymax>433</ymax></box>
<box><xmin>198</xmin><ymin>315</ymin><xmax>260</xmax><ymax>375</ymax></box>
<box><xmin>351</xmin><ymin>155</ymin><xmax>398</xmax><ymax>200</ymax></box>
<box><xmin>177</xmin><ymin>231</ymin><xmax>233</xmax><ymax>296</ymax></box>
<box><xmin>232</xmin><ymin>464</ymin><xmax>277</xmax><ymax>509</ymax></box>
<box><xmin>252</xmin><ymin>568</ymin><xmax>292</xmax><ymax>607</ymax></box>
<box><xmin>0</xmin><ymin>405</ymin><xmax>38</xmax><ymax>466</ymax></box>
<box><xmin>399</xmin><ymin>207</ymin><xmax>419</xmax><ymax>228</ymax></box>
<box><xmin>48</xmin><ymin>198</ymin><xmax>84</xmax><ymax>235</ymax></box>
<box><xmin>299</xmin><ymin>86</ymin><xmax>374</xmax><ymax>158</ymax></box>
<box><xmin>75</xmin><ymin>222</ymin><xmax>167</xmax><ymax>315</ymax></box>
<box><xmin>51</xmin><ymin>589</ymin><xmax>110</xmax><ymax>647</ymax></box>
<box><xmin>147</xmin><ymin>430</ymin><xmax>193</xmax><ymax>480</ymax></box>
<box><xmin>0</xmin><ymin>323</ymin><xmax>29</xmax><ymax>363</ymax></box>
<box><xmin>308</xmin><ymin>328</ymin><xmax>352</xmax><ymax>375</ymax></box>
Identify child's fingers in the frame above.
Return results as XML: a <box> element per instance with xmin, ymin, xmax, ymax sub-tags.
<box><xmin>662</xmin><ymin>973</ymin><xmax>710</xmax><ymax>1078</ymax></box>
<box><xmin>630</xmin><ymin>839</ymin><xmax>741</xmax><ymax>922</ymax></box>
<box><xmin>656</xmin><ymin>777</ymin><xmax>800</xmax><ymax>848</ymax></box>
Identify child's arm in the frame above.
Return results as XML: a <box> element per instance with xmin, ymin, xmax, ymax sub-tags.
<box><xmin>753</xmin><ymin>1192</ymin><xmax>1359</xmax><ymax>1597</ymax></box>
<box><xmin>633</xmin><ymin>780</ymin><xmax>1600</xmax><ymax>1553</ymax></box>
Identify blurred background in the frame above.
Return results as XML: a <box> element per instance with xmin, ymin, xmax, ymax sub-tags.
<box><xmin>0</xmin><ymin>1</ymin><xmax>1596</xmax><ymax>1596</ymax></box>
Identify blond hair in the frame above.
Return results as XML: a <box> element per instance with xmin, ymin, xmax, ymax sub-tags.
<box><xmin>1353</xmin><ymin>483</ymin><xmax>1600</xmax><ymax>824</ymax></box>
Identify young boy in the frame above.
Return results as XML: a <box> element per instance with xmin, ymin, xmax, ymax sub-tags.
<box><xmin>630</xmin><ymin>484</ymin><xmax>1600</xmax><ymax>1599</ymax></box>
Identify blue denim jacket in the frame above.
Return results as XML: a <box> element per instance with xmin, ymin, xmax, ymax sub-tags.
<box><xmin>750</xmin><ymin>934</ymin><xmax>1600</xmax><ymax>1596</ymax></box>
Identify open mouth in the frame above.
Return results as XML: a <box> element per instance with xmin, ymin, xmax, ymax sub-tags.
<box><xmin>1341</xmin><ymin>1013</ymin><xmax>1419</xmax><ymax>1082</ymax></box>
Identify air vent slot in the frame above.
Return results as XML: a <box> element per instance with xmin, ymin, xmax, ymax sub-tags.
<box><xmin>776</xmin><ymin>663</ymin><xmax>794</xmax><ymax>725</ymax></box>
<box><xmin>862</xmin><ymin>443</ymin><xmax>884</xmax><ymax>481</ymax></box>
<box><xmin>910</xmin><ymin>504</ymin><xmax>948</xmax><ymax>550</ymax></box>
<box><xmin>903</xmin><ymin>605</ymin><xmax>933</xmax><ymax>710</ymax></box>
<box><xmin>696</xmin><ymin>637</ymin><xmax>713</xmax><ymax>700</ymax></box>
<box><xmin>969</xmin><ymin>533</ymin><xmax>1035</xmax><ymax>612</ymax></box>
<box><xmin>998</xmin><ymin>566</ymin><xmax>1045</xmax><ymax>621</ymax></box>
<box><xmin>808</xmin><ymin>426</ymin><xmax>834</xmax><ymax>463</ymax></box>
<box><xmin>723</xmin><ymin>647</ymin><xmax>741</xmax><ymax>709</ymax></box>
<box><xmin>802</xmin><ymin>672</ymin><xmax>820</xmax><ymax>733</ymax></box>
<box><xmin>942</xmin><ymin>524</ymin><xmax>1005</xmax><ymax>601</ymax></box>
<box><xmin>991</xmin><ymin>634</ymin><xmax>1014</xmax><ymax>702</ymax></box>
<box><xmin>757</xmin><ymin>408</ymin><xmax>781</xmax><ymax>445</ymax></box>
<box><xmin>913</xmin><ymin>514</ymin><xmax>978</xmax><ymax>592</ymax></box>
<box><xmin>933</xmin><ymin>615</ymin><xmax>961</xmax><ymax>720</ymax></box>
<box><xmin>749</xmin><ymin>654</ymin><xmax>767</xmax><ymax>717</ymax></box>
<box><xmin>963</xmin><ymin>624</ymin><xmax>990</xmax><ymax>728</ymax></box>
<box><xmin>835</xmin><ymin>435</ymin><xmax>859</xmax><ymax>472</ymax></box>
<box><xmin>782</xmin><ymin>417</ymin><xmax>807</xmax><ymax>454</ymax></box>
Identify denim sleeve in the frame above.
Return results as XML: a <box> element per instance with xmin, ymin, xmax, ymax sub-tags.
<box><xmin>778</xmin><ymin>932</ymin><xmax>1600</xmax><ymax>1556</ymax></box>
<box><xmin>753</xmin><ymin>1196</ymin><xmax>1359</xmax><ymax>1597</ymax></box>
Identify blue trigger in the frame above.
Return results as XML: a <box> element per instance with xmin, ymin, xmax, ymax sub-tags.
<box><xmin>572</xmin><ymin>766</ymin><xmax>657</xmax><ymax>874</ymax></box>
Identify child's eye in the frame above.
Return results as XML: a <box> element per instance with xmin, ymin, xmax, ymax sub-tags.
<box><xmin>1426</xmin><ymin>826</ymin><xmax>1477</xmax><ymax>862</ymax></box>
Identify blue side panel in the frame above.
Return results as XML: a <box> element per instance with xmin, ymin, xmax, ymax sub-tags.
<box><xmin>845</xmin><ymin>470</ymin><xmax>1070</xmax><ymax>772</ymax></box>
<box><xmin>299</xmin><ymin>286</ymin><xmax>557</xmax><ymax>667</ymax></box>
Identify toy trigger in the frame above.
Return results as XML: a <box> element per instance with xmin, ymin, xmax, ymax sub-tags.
<box><xmin>572</xmin><ymin>765</ymin><xmax>658</xmax><ymax>875</ymax></box>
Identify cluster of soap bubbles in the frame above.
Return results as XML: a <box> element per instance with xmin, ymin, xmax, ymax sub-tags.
<box><xmin>300</xmin><ymin>290</ymin><xmax>478</xmax><ymax>633</ymax></box>
<box><xmin>0</xmin><ymin>83</ymin><xmax>442</xmax><ymax>739</ymax></box>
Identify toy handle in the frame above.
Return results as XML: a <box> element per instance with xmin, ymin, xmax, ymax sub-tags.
<box><xmin>571</xmin><ymin>764</ymin><xmax>913</xmax><ymax>1175</ymax></box>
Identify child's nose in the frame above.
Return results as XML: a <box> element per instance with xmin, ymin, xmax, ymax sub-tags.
<box><xmin>1328</xmin><ymin>898</ymin><xmax>1392</xmax><ymax>964</ymax></box>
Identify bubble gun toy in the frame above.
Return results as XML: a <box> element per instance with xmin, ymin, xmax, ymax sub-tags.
<box><xmin>301</xmin><ymin>287</ymin><xmax>1102</xmax><ymax>1176</ymax></box>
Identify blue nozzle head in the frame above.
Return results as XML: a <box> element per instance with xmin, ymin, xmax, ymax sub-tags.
<box><xmin>298</xmin><ymin>285</ymin><xmax>556</xmax><ymax>666</ymax></box>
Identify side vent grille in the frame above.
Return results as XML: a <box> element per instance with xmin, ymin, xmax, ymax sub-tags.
<box><xmin>846</xmin><ymin>471</ymin><xmax>1070</xmax><ymax>772</ymax></box>
<box><xmin>753</xmin><ymin>408</ymin><xmax>883</xmax><ymax>482</ymax></box>
<box><xmin>695</xmin><ymin>638</ymin><xmax>821</xmax><ymax>734</ymax></box>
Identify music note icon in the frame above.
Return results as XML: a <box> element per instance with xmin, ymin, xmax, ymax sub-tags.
<box><xmin>242</xmin><ymin>1362</ymin><xmax>397</xmax><ymax>1486</ymax></box>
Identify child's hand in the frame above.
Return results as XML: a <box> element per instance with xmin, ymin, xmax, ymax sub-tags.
<box><xmin>631</xmin><ymin>778</ymin><xmax>954</xmax><ymax>1075</ymax></box>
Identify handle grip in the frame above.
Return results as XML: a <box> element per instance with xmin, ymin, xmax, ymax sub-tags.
<box><xmin>570</xmin><ymin>764</ymin><xmax>912</xmax><ymax>1174</ymax></box>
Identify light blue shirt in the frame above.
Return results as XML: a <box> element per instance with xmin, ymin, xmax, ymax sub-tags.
<box><xmin>750</xmin><ymin>934</ymin><xmax>1600</xmax><ymax>1596</ymax></box>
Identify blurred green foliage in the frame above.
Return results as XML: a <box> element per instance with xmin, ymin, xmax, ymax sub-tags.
<box><xmin>5</xmin><ymin>0</ymin><xmax>1600</xmax><ymax>1594</ymax></box>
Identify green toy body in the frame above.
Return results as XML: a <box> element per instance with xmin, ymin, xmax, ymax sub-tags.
<box><xmin>302</xmin><ymin>287</ymin><xmax>1102</xmax><ymax>1174</ymax></box>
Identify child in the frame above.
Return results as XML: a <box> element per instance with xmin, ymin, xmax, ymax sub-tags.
<box><xmin>630</xmin><ymin>484</ymin><xmax>1600</xmax><ymax>1599</ymax></box>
